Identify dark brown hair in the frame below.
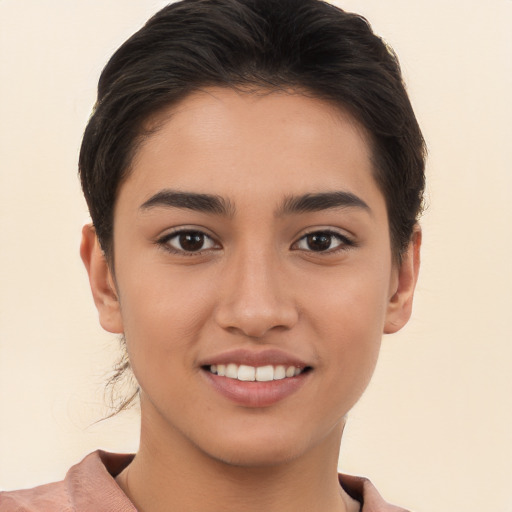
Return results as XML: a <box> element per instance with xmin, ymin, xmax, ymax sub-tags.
<box><xmin>79</xmin><ymin>0</ymin><xmax>426</xmax><ymax>413</ymax></box>
<box><xmin>80</xmin><ymin>0</ymin><xmax>425</xmax><ymax>261</ymax></box>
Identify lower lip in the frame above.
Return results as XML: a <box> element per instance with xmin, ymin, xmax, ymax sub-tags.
<box><xmin>202</xmin><ymin>369</ymin><xmax>310</xmax><ymax>408</ymax></box>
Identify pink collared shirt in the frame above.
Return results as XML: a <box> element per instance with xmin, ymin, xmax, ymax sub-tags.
<box><xmin>0</xmin><ymin>451</ymin><xmax>410</xmax><ymax>511</ymax></box>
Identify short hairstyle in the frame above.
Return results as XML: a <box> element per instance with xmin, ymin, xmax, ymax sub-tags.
<box><xmin>79</xmin><ymin>0</ymin><xmax>426</xmax><ymax>264</ymax></box>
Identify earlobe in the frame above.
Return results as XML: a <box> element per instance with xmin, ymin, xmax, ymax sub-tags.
<box><xmin>80</xmin><ymin>224</ymin><xmax>124</xmax><ymax>334</ymax></box>
<box><xmin>383</xmin><ymin>225</ymin><xmax>422</xmax><ymax>334</ymax></box>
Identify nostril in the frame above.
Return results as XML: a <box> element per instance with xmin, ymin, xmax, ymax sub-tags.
<box><xmin>214</xmin><ymin>301</ymin><xmax>299</xmax><ymax>339</ymax></box>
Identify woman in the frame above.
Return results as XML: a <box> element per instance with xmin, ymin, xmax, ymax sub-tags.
<box><xmin>0</xmin><ymin>0</ymin><xmax>424</xmax><ymax>510</ymax></box>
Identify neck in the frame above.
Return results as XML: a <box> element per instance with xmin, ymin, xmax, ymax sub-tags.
<box><xmin>116</xmin><ymin>404</ymin><xmax>358</xmax><ymax>512</ymax></box>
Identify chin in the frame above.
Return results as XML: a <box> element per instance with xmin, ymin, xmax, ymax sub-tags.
<box><xmin>206</xmin><ymin>440</ymin><xmax>304</xmax><ymax>469</ymax></box>
<box><xmin>196</xmin><ymin>420</ymin><xmax>335</xmax><ymax>470</ymax></box>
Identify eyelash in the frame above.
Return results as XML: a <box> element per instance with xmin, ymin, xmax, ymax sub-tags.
<box><xmin>292</xmin><ymin>229</ymin><xmax>355</xmax><ymax>254</ymax></box>
<box><xmin>156</xmin><ymin>228</ymin><xmax>355</xmax><ymax>255</ymax></box>
<box><xmin>156</xmin><ymin>229</ymin><xmax>219</xmax><ymax>256</ymax></box>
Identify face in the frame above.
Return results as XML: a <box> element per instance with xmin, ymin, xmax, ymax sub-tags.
<box><xmin>82</xmin><ymin>88</ymin><xmax>419</xmax><ymax>468</ymax></box>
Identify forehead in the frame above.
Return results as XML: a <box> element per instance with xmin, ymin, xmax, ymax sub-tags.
<box><xmin>121</xmin><ymin>87</ymin><xmax>382</xmax><ymax>211</ymax></box>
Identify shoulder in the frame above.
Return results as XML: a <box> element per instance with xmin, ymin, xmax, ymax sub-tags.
<box><xmin>339</xmin><ymin>473</ymin><xmax>412</xmax><ymax>512</ymax></box>
<box><xmin>0</xmin><ymin>480</ymin><xmax>70</xmax><ymax>512</ymax></box>
<box><xmin>0</xmin><ymin>451</ymin><xmax>135</xmax><ymax>512</ymax></box>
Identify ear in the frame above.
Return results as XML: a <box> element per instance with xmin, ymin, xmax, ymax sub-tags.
<box><xmin>384</xmin><ymin>225</ymin><xmax>422</xmax><ymax>334</ymax></box>
<box><xmin>80</xmin><ymin>224</ymin><xmax>124</xmax><ymax>334</ymax></box>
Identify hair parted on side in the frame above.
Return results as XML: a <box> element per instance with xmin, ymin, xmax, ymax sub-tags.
<box><xmin>79</xmin><ymin>0</ymin><xmax>426</xmax><ymax>414</ymax></box>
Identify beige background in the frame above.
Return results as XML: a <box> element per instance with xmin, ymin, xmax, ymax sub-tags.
<box><xmin>0</xmin><ymin>1</ymin><xmax>511</xmax><ymax>510</ymax></box>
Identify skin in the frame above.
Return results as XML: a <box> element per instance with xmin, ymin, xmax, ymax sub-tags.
<box><xmin>81</xmin><ymin>88</ymin><xmax>421</xmax><ymax>512</ymax></box>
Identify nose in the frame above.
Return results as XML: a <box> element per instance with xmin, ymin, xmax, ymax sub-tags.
<box><xmin>214</xmin><ymin>246</ymin><xmax>299</xmax><ymax>339</ymax></box>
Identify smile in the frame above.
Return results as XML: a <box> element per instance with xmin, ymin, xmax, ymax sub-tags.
<box><xmin>208</xmin><ymin>364</ymin><xmax>305</xmax><ymax>382</ymax></box>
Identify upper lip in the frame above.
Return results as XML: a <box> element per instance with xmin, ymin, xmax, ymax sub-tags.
<box><xmin>198</xmin><ymin>348</ymin><xmax>311</xmax><ymax>369</ymax></box>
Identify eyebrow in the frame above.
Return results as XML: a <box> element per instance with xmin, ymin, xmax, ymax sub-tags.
<box><xmin>139</xmin><ymin>189</ymin><xmax>370</xmax><ymax>218</ymax></box>
<box><xmin>140</xmin><ymin>190</ymin><xmax>235</xmax><ymax>216</ymax></box>
<box><xmin>278</xmin><ymin>191</ymin><xmax>371</xmax><ymax>216</ymax></box>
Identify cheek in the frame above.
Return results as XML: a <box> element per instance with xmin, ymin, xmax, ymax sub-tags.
<box><xmin>304</xmin><ymin>261</ymin><xmax>391</xmax><ymax>338</ymax></box>
<box><xmin>115</xmin><ymin>266</ymin><xmax>216</xmax><ymax>378</ymax></box>
<box><xmin>304</xmin><ymin>267</ymin><xmax>390</xmax><ymax>394</ymax></box>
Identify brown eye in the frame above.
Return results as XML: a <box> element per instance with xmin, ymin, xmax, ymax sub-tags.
<box><xmin>306</xmin><ymin>233</ymin><xmax>332</xmax><ymax>251</ymax></box>
<box><xmin>165</xmin><ymin>230</ymin><xmax>217</xmax><ymax>253</ymax></box>
<box><xmin>180</xmin><ymin>232</ymin><xmax>205</xmax><ymax>251</ymax></box>
<box><xmin>294</xmin><ymin>230</ymin><xmax>352</xmax><ymax>252</ymax></box>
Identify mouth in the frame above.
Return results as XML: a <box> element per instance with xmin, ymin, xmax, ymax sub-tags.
<box><xmin>200</xmin><ymin>349</ymin><xmax>313</xmax><ymax>407</ymax></box>
<box><xmin>204</xmin><ymin>363</ymin><xmax>311</xmax><ymax>382</ymax></box>
<box><xmin>199</xmin><ymin>348</ymin><xmax>313</xmax><ymax>407</ymax></box>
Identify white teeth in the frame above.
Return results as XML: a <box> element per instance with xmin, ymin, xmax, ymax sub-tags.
<box><xmin>208</xmin><ymin>363</ymin><xmax>305</xmax><ymax>381</ymax></box>
<box><xmin>274</xmin><ymin>365</ymin><xmax>286</xmax><ymax>380</ymax></box>
<box><xmin>285</xmin><ymin>366</ymin><xmax>295</xmax><ymax>378</ymax></box>
<box><xmin>255</xmin><ymin>365</ymin><xmax>274</xmax><ymax>382</ymax></box>
<box><xmin>238</xmin><ymin>365</ymin><xmax>255</xmax><ymax>381</ymax></box>
<box><xmin>226</xmin><ymin>363</ymin><xmax>238</xmax><ymax>379</ymax></box>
